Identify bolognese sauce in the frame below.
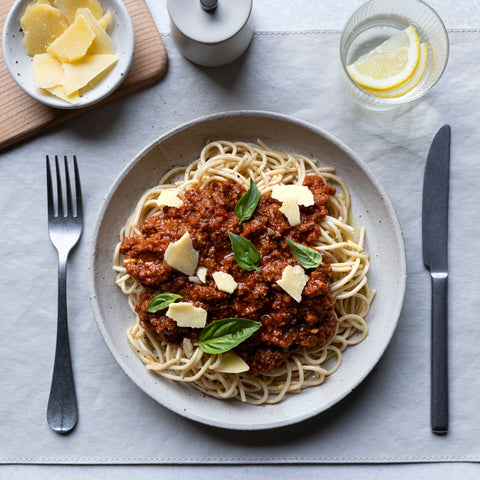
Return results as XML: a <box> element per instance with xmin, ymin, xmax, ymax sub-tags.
<box><xmin>120</xmin><ymin>176</ymin><xmax>338</xmax><ymax>375</ymax></box>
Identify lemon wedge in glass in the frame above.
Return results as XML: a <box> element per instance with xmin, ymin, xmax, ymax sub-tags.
<box><xmin>362</xmin><ymin>42</ymin><xmax>429</xmax><ymax>98</ymax></box>
<box><xmin>347</xmin><ymin>25</ymin><xmax>421</xmax><ymax>91</ymax></box>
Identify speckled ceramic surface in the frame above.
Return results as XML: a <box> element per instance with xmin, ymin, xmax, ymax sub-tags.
<box><xmin>2</xmin><ymin>0</ymin><xmax>134</xmax><ymax>109</ymax></box>
<box><xmin>88</xmin><ymin>111</ymin><xmax>406</xmax><ymax>430</ymax></box>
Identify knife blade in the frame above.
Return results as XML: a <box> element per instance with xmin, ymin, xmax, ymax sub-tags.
<box><xmin>422</xmin><ymin>124</ymin><xmax>451</xmax><ymax>434</ymax></box>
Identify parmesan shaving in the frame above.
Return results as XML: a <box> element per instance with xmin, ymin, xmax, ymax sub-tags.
<box><xmin>164</xmin><ymin>232</ymin><xmax>199</xmax><ymax>276</ymax></box>
<box><xmin>166</xmin><ymin>302</ymin><xmax>207</xmax><ymax>328</ymax></box>
<box><xmin>276</xmin><ymin>265</ymin><xmax>309</xmax><ymax>302</ymax></box>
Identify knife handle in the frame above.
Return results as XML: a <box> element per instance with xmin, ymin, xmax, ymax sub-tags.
<box><xmin>431</xmin><ymin>272</ymin><xmax>448</xmax><ymax>434</ymax></box>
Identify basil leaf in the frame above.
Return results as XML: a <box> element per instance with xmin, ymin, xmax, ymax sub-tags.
<box><xmin>287</xmin><ymin>239</ymin><xmax>323</xmax><ymax>269</ymax></box>
<box><xmin>197</xmin><ymin>318</ymin><xmax>262</xmax><ymax>354</ymax></box>
<box><xmin>235</xmin><ymin>179</ymin><xmax>260</xmax><ymax>224</ymax></box>
<box><xmin>228</xmin><ymin>232</ymin><xmax>261</xmax><ymax>271</ymax></box>
<box><xmin>146</xmin><ymin>293</ymin><xmax>182</xmax><ymax>313</ymax></box>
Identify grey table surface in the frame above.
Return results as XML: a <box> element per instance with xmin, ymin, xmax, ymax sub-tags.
<box><xmin>1</xmin><ymin>0</ymin><xmax>479</xmax><ymax>478</ymax></box>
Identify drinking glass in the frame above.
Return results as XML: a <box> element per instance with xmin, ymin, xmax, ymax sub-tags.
<box><xmin>340</xmin><ymin>0</ymin><xmax>449</xmax><ymax>110</ymax></box>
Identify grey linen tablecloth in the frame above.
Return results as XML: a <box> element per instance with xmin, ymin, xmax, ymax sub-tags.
<box><xmin>1</xmin><ymin>27</ymin><xmax>479</xmax><ymax>463</ymax></box>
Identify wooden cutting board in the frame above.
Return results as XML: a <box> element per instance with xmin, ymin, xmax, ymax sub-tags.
<box><xmin>0</xmin><ymin>0</ymin><xmax>168</xmax><ymax>151</ymax></box>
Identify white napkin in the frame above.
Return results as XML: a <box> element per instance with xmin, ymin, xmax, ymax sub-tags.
<box><xmin>0</xmin><ymin>30</ymin><xmax>478</xmax><ymax>463</ymax></box>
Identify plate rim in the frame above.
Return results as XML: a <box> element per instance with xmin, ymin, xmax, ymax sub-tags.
<box><xmin>87</xmin><ymin>110</ymin><xmax>407</xmax><ymax>430</ymax></box>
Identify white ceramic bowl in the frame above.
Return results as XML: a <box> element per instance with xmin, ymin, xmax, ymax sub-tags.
<box><xmin>2</xmin><ymin>0</ymin><xmax>135</xmax><ymax>109</ymax></box>
<box><xmin>88</xmin><ymin>111</ymin><xmax>407</xmax><ymax>430</ymax></box>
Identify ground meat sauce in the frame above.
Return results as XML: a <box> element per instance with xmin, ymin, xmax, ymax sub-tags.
<box><xmin>120</xmin><ymin>176</ymin><xmax>338</xmax><ymax>375</ymax></box>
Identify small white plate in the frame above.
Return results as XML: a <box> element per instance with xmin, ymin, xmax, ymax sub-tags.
<box><xmin>88</xmin><ymin>111</ymin><xmax>407</xmax><ymax>430</ymax></box>
<box><xmin>2</xmin><ymin>0</ymin><xmax>135</xmax><ymax>109</ymax></box>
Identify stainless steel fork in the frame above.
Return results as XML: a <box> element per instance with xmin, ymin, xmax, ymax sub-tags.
<box><xmin>46</xmin><ymin>155</ymin><xmax>83</xmax><ymax>434</ymax></box>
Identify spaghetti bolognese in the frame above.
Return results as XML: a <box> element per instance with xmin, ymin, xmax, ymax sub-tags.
<box><xmin>113</xmin><ymin>140</ymin><xmax>374</xmax><ymax>404</ymax></box>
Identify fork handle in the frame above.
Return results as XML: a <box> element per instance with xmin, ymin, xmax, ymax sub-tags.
<box><xmin>47</xmin><ymin>253</ymin><xmax>78</xmax><ymax>434</ymax></box>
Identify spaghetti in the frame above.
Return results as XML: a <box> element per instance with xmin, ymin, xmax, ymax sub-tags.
<box><xmin>113</xmin><ymin>140</ymin><xmax>375</xmax><ymax>405</ymax></box>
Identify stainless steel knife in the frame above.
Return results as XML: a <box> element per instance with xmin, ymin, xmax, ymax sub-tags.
<box><xmin>422</xmin><ymin>124</ymin><xmax>451</xmax><ymax>434</ymax></box>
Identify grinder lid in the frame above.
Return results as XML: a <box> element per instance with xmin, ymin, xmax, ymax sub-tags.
<box><xmin>167</xmin><ymin>0</ymin><xmax>253</xmax><ymax>44</ymax></box>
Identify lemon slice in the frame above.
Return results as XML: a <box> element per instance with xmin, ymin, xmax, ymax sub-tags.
<box><xmin>347</xmin><ymin>25</ymin><xmax>421</xmax><ymax>90</ymax></box>
<box><xmin>363</xmin><ymin>42</ymin><xmax>429</xmax><ymax>98</ymax></box>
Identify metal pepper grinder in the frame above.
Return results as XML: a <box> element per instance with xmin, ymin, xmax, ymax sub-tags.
<box><xmin>167</xmin><ymin>0</ymin><xmax>254</xmax><ymax>67</ymax></box>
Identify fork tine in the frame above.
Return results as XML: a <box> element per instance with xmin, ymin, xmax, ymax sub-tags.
<box><xmin>64</xmin><ymin>156</ymin><xmax>73</xmax><ymax>217</ymax></box>
<box><xmin>46</xmin><ymin>156</ymin><xmax>54</xmax><ymax>218</ymax></box>
<box><xmin>55</xmin><ymin>155</ymin><xmax>63</xmax><ymax>217</ymax></box>
<box><xmin>73</xmin><ymin>155</ymin><xmax>82</xmax><ymax>219</ymax></box>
